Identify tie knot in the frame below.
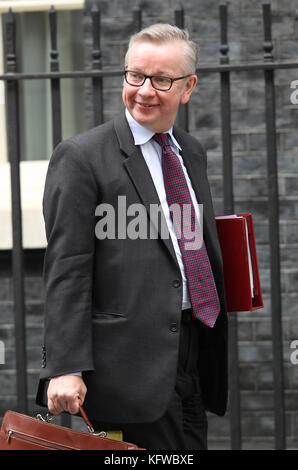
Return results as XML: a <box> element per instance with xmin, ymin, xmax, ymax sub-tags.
<box><xmin>153</xmin><ymin>133</ymin><xmax>171</xmax><ymax>148</ymax></box>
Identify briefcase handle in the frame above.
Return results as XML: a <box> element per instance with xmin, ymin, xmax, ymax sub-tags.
<box><xmin>78</xmin><ymin>405</ymin><xmax>99</xmax><ymax>434</ymax></box>
<box><xmin>37</xmin><ymin>405</ymin><xmax>106</xmax><ymax>436</ymax></box>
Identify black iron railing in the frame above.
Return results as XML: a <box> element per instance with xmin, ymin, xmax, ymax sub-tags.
<box><xmin>1</xmin><ymin>0</ymin><xmax>297</xmax><ymax>450</ymax></box>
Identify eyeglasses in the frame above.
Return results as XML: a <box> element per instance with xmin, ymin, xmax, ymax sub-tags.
<box><xmin>124</xmin><ymin>70</ymin><xmax>191</xmax><ymax>91</ymax></box>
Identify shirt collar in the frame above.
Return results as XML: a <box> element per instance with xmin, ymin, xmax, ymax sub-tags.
<box><xmin>125</xmin><ymin>108</ymin><xmax>181</xmax><ymax>151</ymax></box>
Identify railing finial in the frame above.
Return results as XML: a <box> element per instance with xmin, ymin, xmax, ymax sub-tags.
<box><xmin>262</xmin><ymin>0</ymin><xmax>274</xmax><ymax>62</ymax></box>
<box><xmin>219</xmin><ymin>1</ymin><xmax>229</xmax><ymax>65</ymax></box>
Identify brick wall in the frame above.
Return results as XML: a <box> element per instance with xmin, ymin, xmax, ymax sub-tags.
<box><xmin>0</xmin><ymin>0</ymin><xmax>297</xmax><ymax>449</ymax></box>
<box><xmin>0</xmin><ymin>252</ymin><xmax>45</xmax><ymax>416</ymax></box>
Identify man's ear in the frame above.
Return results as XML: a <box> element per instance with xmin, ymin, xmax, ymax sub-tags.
<box><xmin>180</xmin><ymin>75</ymin><xmax>198</xmax><ymax>105</ymax></box>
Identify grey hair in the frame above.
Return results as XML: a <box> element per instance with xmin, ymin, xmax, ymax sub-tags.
<box><xmin>124</xmin><ymin>23</ymin><xmax>198</xmax><ymax>75</ymax></box>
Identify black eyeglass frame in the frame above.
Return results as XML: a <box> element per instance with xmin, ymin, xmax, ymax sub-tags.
<box><xmin>124</xmin><ymin>70</ymin><xmax>191</xmax><ymax>91</ymax></box>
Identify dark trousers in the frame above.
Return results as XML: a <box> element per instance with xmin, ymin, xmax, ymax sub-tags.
<box><xmin>95</xmin><ymin>309</ymin><xmax>208</xmax><ymax>450</ymax></box>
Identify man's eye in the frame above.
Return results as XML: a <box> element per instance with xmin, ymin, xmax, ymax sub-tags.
<box><xmin>154</xmin><ymin>77</ymin><xmax>170</xmax><ymax>85</ymax></box>
<box><xmin>130</xmin><ymin>73</ymin><xmax>143</xmax><ymax>80</ymax></box>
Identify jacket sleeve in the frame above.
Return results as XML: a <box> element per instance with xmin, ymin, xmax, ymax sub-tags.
<box><xmin>40</xmin><ymin>139</ymin><xmax>98</xmax><ymax>379</ymax></box>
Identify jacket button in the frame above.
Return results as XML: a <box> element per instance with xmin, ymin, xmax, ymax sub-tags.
<box><xmin>172</xmin><ymin>280</ymin><xmax>181</xmax><ymax>288</ymax></box>
<box><xmin>170</xmin><ymin>323</ymin><xmax>178</xmax><ymax>332</ymax></box>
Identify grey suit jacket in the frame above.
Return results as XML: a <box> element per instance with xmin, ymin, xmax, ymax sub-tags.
<box><xmin>36</xmin><ymin>111</ymin><xmax>228</xmax><ymax>423</ymax></box>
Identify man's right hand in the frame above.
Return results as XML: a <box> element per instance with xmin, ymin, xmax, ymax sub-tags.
<box><xmin>47</xmin><ymin>375</ymin><xmax>87</xmax><ymax>415</ymax></box>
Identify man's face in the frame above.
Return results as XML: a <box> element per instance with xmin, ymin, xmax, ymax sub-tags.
<box><xmin>122</xmin><ymin>40</ymin><xmax>197</xmax><ymax>133</ymax></box>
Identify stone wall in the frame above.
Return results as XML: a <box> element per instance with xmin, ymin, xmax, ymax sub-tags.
<box><xmin>0</xmin><ymin>0</ymin><xmax>297</xmax><ymax>450</ymax></box>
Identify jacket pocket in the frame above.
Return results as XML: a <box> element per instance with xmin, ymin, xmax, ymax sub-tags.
<box><xmin>92</xmin><ymin>310</ymin><xmax>125</xmax><ymax>318</ymax></box>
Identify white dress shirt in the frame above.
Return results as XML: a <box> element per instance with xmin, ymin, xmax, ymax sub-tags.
<box><xmin>125</xmin><ymin>108</ymin><xmax>202</xmax><ymax>311</ymax></box>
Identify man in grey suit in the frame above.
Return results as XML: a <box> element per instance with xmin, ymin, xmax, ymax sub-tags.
<box><xmin>36</xmin><ymin>23</ymin><xmax>228</xmax><ymax>450</ymax></box>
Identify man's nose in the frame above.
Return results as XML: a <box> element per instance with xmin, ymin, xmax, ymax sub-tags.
<box><xmin>138</xmin><ymin>77</ymin><xmax>156</xmax><ymax>95</ymax></box>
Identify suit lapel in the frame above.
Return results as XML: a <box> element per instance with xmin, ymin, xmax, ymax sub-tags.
<box><xmin>114</xmin><ymin>112</ymin><xmax>179</xmax><ymax>267</ymax></box>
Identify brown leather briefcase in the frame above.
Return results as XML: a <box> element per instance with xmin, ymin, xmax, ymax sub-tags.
<box><xmin>0</xmin><ymin>406</ymin><xmax>144</xmax><ymax>450</ymax></box>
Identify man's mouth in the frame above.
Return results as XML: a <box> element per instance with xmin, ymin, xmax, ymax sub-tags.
<box><xmin>136</xmin><ymin>101</ymin><xmax>158</xmax><ymax>108</ymax></box>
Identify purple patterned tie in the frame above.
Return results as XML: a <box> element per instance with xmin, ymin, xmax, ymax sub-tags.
<box><xmin>153</xmin><ymin>133</ymin><xmax>220</xmax><ymax>328</ymax></box>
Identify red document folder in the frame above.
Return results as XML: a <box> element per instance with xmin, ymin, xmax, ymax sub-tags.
<box><xmin>215</xmin><ymin>213</ymin><xmax>263</xmax><ymax>313</ymax></box>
